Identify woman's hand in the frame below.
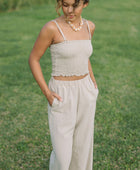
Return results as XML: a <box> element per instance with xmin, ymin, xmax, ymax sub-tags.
<box><xmin>47</xmin><ymin>90</ymin><xmax>63</xmax><ymax>106</ymax></box>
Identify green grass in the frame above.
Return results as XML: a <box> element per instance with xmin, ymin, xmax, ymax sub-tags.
<box><xmin>0</xmin><ymin>0</ymin><xmax>55</xmax><ymax>12</ymax></box>
<box><xmin>0</xmin><ymin>0</ymin><xmax>140</xmax><ymax>169</ymax></box>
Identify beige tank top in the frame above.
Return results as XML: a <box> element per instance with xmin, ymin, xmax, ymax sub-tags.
<box><xmin>49</xmin><ymin>19</ymin><xmax>93</xmax><ymax>77</ymax></box>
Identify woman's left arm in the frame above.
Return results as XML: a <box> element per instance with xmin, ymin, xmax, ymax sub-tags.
<box><xmin>88</xmin><ymin>59</ymin><xmax>98</xmax><ymax>88</ymax></box>
<box><xmin>88</xmin><ymin>20</ymin><xmax>98</xmax><ymax>89</ymax></box>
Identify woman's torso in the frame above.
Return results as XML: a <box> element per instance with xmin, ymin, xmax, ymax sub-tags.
<box><xmin>49</xmin><ymin>17</ymin><xmax>92</xmax><ymax>81</ymax></box>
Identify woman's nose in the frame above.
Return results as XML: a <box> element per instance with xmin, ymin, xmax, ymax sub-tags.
<box><xmin>68</xmin><ymin>6</ymin><xmax>74</xmax><ymax>13</ymax></box>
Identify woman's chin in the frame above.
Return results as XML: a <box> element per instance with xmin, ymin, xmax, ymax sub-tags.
<box><xmin>65</xmin><ymin>15</ymin><xmax>76</xmax><ymax>21</ymax></box>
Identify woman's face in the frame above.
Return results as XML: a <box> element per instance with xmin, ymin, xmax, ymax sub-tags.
<box><xmin>62</xmin><ymin>0</ymin><xmax>88</xmax><ymax>22</ymax></box>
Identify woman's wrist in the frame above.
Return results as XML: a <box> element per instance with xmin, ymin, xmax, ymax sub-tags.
<box><xmin>90</xmin><ymin>76</ymin><xmax>97</xmax><ymax>87</ymax></box>
<box><xmin>91</xmin><ymin>78</ymin><xmax>97</xmax><ymax>88</ymax></box>
<box><xmin>42</xmin><ymin>88</ymin><xmax>51</xmax><ymax>98</ymax></box>
<box><xmin>94</xmin><ymin>82</ymin><xmax>98</xmax><ymax>88</ymax></box>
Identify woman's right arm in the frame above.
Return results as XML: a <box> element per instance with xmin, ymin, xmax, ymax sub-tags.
<box><xmin>28</xmin><ymin>22</ymin><xmax>62</xmax><ymax>105</ymax></box>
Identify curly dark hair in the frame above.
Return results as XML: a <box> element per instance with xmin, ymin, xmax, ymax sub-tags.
<box><xmin>56</xmin><ymin>0</ymin><xmax>89</xmax><ymax>16</ymax></box>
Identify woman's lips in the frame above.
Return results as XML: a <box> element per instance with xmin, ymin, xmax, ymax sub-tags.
<box><xmin>68</xmin><ymin>15</ymin><xmax>74</xmax><ymax>19</ymax></box>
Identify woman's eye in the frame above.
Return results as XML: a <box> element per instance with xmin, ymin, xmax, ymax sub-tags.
<box><xmin>63</xmin><ymin>4</ymin><xmax>68</xmax><ymax>7</ymax></box>
<box><xmin>73</xmin><ymin>4</ymin><xmax>78</xmax><ymax>8</ymax></box>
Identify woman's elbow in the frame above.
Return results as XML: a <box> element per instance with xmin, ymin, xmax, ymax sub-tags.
<box><xmin>28</xmin><ymin>54</ymin><xmax>40</xmax><ymax>69</ymax></box>
<box><xmin>28</xmin><ymin>54</ymin><xmax>36</xmax><ymax>68</ymax></box>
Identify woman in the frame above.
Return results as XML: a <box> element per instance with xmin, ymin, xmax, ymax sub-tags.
<box><xmin>29</xmin><ymin>0</ymin><xmax>99</xmax><ymax>169</ymax></box>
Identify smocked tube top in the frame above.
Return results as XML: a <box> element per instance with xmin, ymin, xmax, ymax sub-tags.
<box><xmin>49</xmin><ymin>39</ymin><xmax>93</xmax><ymax>77</ymax></box>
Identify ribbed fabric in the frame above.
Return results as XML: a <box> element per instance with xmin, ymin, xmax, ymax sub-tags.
<box><xmin>49</xmin><ymin>19</ymin><xmax>93</xmax><ymax>77</ymax></box>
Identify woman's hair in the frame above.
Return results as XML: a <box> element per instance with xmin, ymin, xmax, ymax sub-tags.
<box><xmin>56</xmin><ymin>0</ymin><xmax>89</xmax><ymax>16</ymax></box>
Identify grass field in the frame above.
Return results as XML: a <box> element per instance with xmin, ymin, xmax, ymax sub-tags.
<box><xmin>0</xmin><ymin>0</ymin><xmax>55</xmax><ymax>12</ymax></box>
<box><xmin>0</xmin><ymin>0</ymin><xmax>140</xmax><ymax>169</ymax></box>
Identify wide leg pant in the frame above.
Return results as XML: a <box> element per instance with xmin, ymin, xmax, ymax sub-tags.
<box><xmin>47</xmin><ymin>73</ymin><xmax>99</xmax><ymax>170</ymax></box>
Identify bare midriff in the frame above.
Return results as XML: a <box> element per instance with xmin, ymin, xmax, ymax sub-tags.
<box><xmin>53</xmin><ymin>73</ymin><xmax>88</xmax><ymax>81</ymax></box>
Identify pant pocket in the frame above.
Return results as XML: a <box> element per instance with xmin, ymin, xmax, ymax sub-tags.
<box><xmin>51</xmin><ymin>97</ymin><xmax>58</xmax><ymax>107</ymax></box>
<box><xmin>49</xmin><ymin>86</ymin><xmax>70</xmax><ymax>114</ymax></box>
<box><xmin>88</xmin><ymin>76</ymin><xmax>99</xmax><ymax>98</ymax></box>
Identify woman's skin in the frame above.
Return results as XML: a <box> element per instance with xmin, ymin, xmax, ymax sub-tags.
<box><xmin>29</xmin><ymin>0</ymin><xmax>97</xmax><ymax>106</ymax></box>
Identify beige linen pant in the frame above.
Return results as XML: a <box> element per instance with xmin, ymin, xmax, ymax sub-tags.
<box><xmin>47</xmin><ymin>73</ymin><xmax>99</xmax><ymax>170</ymax></box>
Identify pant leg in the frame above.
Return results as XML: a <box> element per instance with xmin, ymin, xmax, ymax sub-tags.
<box><xmin>47</xmin><ymin>78</ymin><xmax>78</xmax><ymax>170</ymax></box>
<box><xmin>69</xmin><ymin>74</ymin><xmax>99</xmax><ymax>170</ymax></box>
<box><xmin>47</xmin><ymin>74</ymin><xmax>99</xmax><ymax>170</ymax></box>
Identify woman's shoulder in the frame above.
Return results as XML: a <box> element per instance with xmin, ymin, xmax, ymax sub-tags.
<box><xmin>42</xmin><ymin>16</ymin><xmax>63</xmax><ymax>30</ymax></box>
<box><xmin>85</xmin><ymin>19</ymin><xmax>96</xmax><ymax>37</ymax></box>
<box><xmin>41</xmin><ymin>19</ymin><xmax>58</xmax><ymax>34</ymax></box>
<box><xmin>86</xmin><ymin>19</ymin><xmax>95</xmax><ymax>31</ymax></box>
<box><xmin>36</xmin><ymin>19</ymin><xmax>60</xmax><ymax>43</ymax></box>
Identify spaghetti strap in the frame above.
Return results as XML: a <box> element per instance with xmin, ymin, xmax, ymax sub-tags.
<box><xmin>52</xmin><ymin>20</ymin><xmax>66</xmax><ymax>41</ymax></box>
<box><xmin>86</xmin><ymin>20</ymin><xmax>91</xmax><ymax>40</ymax></box>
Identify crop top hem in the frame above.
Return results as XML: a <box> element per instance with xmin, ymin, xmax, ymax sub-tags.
<box><xmin>51</xmin><ymin>71</ymin><xmax>89</xmax><ymax>77</ymax></box>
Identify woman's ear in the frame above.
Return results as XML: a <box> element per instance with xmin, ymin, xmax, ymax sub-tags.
<box><xmin>83</xmin><ymin>3</ymin><xmax>89</xmax><ymax>8</ymax></box>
